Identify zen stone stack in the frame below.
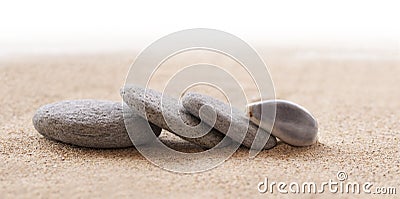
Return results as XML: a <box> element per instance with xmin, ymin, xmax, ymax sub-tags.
<box><xmin>32</xmin><ymin>86</ymin><xmax>317</xmax><ymax>151</ymax></box>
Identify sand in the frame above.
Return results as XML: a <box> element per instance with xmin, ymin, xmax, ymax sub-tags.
<box><xmin>0</xmin><ymin>46</ymin><xmax>399</xmax><ymax>198</ymax></box>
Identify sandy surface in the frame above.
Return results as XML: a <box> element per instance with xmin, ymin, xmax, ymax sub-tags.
<box><xmin>1</xmin><ymin>46</ymin><xmax>399</xmax><ymax>198</ymax></box>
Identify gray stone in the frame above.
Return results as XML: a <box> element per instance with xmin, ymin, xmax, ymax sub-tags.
<box><xmin>121</xmin><ymin>85</ymin><xmax>232</xmax><ymax>149</ymax></box>
<box><xmin>32</xmin><ymin>100</ymin><xmax>161</xmax><ymax>148</ymax></box>
<box><xmin>182</xmin><ymin>92</ymin><xmax>277</xmax><ymax>150</ymax></box>
<box><xmin>247</xmin><ymin>100</ymin><xmax>318</xmax><ymax>146</ymax></box>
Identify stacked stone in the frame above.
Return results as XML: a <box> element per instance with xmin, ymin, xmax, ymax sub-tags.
<box><xmin>33</xmin><ymin>84</ymin><xmax>318</xmax><ymax>149</ymax></box>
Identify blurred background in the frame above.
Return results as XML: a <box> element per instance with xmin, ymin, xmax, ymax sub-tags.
<box><xmin>0</xmin><ymin>0</ymin><xmax>399</xmax><ymax>56</ymax></box>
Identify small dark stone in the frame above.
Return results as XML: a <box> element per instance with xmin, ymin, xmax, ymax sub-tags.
<box><xmin>247</xmin><ymin>100</ymin><xmax>318</xmax><ymax>146</ymax></box>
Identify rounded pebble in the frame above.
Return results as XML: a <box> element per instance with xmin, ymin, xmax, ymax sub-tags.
<box><xmin>247</xmin><ymin>100</ymin><xmax>318</xmax><ymax>146</ymax></box>
<box><xmin>32</xmin><ymin>99</ymin><xmax>161</xmax><ymax>148</ymax></box>
<box><xmin>121</xmin><ymin>85</ymin><xmax>232</xmax><ymax>149</ymax></box>
<box><xmin>182</xmin><ymin>92</ymin><xmax>277</xmax><ymax>150</ymax></box>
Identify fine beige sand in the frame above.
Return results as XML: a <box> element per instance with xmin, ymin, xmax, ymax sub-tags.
<box><xmin>0</xmin><ymin>45</ymin><xmax>399</xmax><ymax>198</ymax></box>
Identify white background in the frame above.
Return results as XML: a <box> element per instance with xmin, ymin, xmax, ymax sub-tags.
<box><xmin>0</xmin><ymin>0</ymin><xmax>399</xmax><ymax>54</ymax></box>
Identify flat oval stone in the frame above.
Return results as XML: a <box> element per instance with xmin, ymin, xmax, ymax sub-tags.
<box><xmin>182</xmin><ymin>92</ymin><xmax>277</xmax><ymax>150</ymax></box>
<box><xmin>121</xmin><ymin>85</ymin><xmax>232</xmax><ymax>149</ymax></box>
<box><xmin>247</xmin><ymin>100</ymin><xmax>318</xmax><ymax>146</ymax></box>
<box><xmin>32</xmin><ymin>100</ymin><xmax>161</xmax><ymax>148</ymax></box>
